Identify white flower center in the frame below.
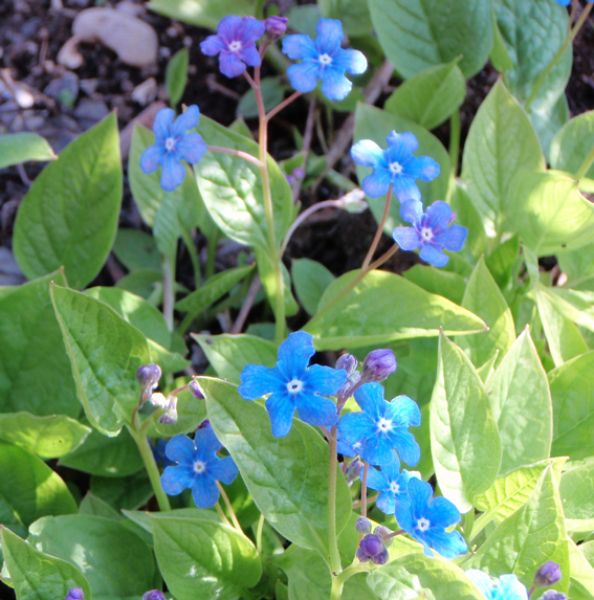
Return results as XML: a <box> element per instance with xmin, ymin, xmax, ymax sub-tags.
<box><xmin>318</xmin><ymin>53</ymin><xmax>333</xmax><ymax>66</ymax></box>
<box><xmin>377</xmin><ymin>417</ymin><xmax>393</xmax><ymax>433</ymax></box>
<box><xmin>416</xmin><ymin>517</ymin><xmax>430</xmax><ymax>532</ymax></box>
<box><xmin>164</xmin><ymin>137</ymin><xmax>176</xmax><ymax>152</ymax></box>
<box><xmin>286</xmin><ymin>378</ymin><xmax>304</xmax><ymax>394</ymax></box>
<box><xmin>193</xmin><ymin>460</ymin><xmax>206</xmax><ymax>474</ymax></box>
<box><xmin>228</xmin><ymin>40</ymin><xmax>242</xmax><ymax>52</ymax></box>
<box><xmin>389</xmin><ymin>481</ymin><xmax>400</xmax><ymax>494</ymax></box>
<box><xmin>389</xmin><ymin>161</ymin><xmax>404</xmax><ymax>175</ymax></box>
<box><xmin>420</xmin><ymin>227</ymin><xmax>434</xmax><ymax>242</ymax></box>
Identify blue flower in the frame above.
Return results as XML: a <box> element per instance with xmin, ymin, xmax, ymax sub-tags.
<box><xmin>64</xmin><ymin>590</ymin><xmax>84</xmax><ymax>600</ymax></box>
<box><xmin>281</xmin><ymin>18</ymin><xmax>367</xmax><ymax>101</ymax></box>
<box><xmin>337</xmin><ymin>382</ymin><xmax>421</xmax><ymax>467</ymax></box>
<box><xmin>351</xmin><ymin>131</ymin><xmax>440</xmax><ymax>201</ymax></box>
<box><xmin>238</xmin><ymin>331</ymin><xmax>347</xmax><ymax>437</ymax></box>
<box><xmin>466</xmin><ymin>570</ymin><xmax>528</xmax><ymax>600</ymax></box>
<box><xmin>160</xmin><ymin>424</ymin><xmax>238</xmax><ymax>509</ymax></box>
<box><xmin>140</xmin><ymin>105</ymin><xmax>206</xmax><ymax>192</ymax></box>
<box><xmin>393</xmin><ymin>199</ymin><xmax>467</xmax><ymax>268</ymax></box>
<box><xmin>200</xmin><ymin>16</ymin><xmax>265</xmax><ymax>78</ymax></box>
<box><xmin>395</xmin><ymin>477</ymin><xmax>467</xmax><ymax>558</ymax></box>
<box><xmin>366</xmin><ymin>461</ymin><xmax>412</xmax><ymax>514</ymax></box>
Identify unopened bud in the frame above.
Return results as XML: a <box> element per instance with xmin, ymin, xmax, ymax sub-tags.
<box><xmin>65</xmin><ymin>590</ymin><xmax>84</xmax><ymax>600</ymax></box>
<box><xmin>362</xmin><ymin>349</ymin><xmax>397</xmax><ymax>382</ymax></box>
<box><xmin>338</xmin><ymin>188</ymin><xmax>367</xmax><ymax>214</ymax></box>
<box><xmin>540</xmin><ymin>592</ymin><xmax>566</xmax><ymax>600</ymax></box>
<box><xmin>357</xmin><ymin>533</ymin><xmax>385</xmax><ymax>562</ymax></box>
<box><xmin>142</xmin><ymin>591</ymin><xmax>166</xmax><ymax>600</ymax></box>
<box><xmin>336</xmin><ymin>353</ymin><xmax>357</xmax><ymax>375</ymax></box>
<box><xmin>345</xmin><ymin>457</ymin><xmax>363</xmax><ymax>482</ymax></box>
<box><xmin>150</xmin><ymin>392</ymin><xmax>169</xmax><ymax>409</ymax></box>
<box><xmin>355</xmin><ymin>516</ymin><xmax>371</xmax><ymax>534</ymax></box>
<box><xmin>265</xmin><ymin>15</ymin><xmax>288</xmax><ymax>37</ymax></box>
<box><xmin>535</xmin><ymin>561</ymin><xmax>562</xmax><ymax>587</ymax></box>
<box><xmin>136</xmin><ymin>364</ymin><xmax>162</xmax><ymax>402</ymax></box>
<box><xmin>159</xmin><ymin>396</ymin><xmax>178</xmax><ymax>424</ymax></box>
<box><xmin>371</xmin><ymin>548</ymin><xmax>388</xmax><ymax>565</ymax></box>
<box><xmin>189</xmin><ymin>380</ymin><xmax>204</xmax><ymax>399</ymax></box>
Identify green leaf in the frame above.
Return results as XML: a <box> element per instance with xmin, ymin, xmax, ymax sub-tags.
<box><xmin>0</xmin><ymin>271</ymin><xmax>79</xmax><ymax>417</ymax></box>
<box><xmin>0</xmin><ymin>442</ymin><xmax>76</xmax><ymax>528</ymax></box>
<box><xmin>237</xmin><ymin>77</ymin><xmax>286</xmax><ymax>120</ymax></box>
<box><xmin>568</xmin><ymin>539</ymin><xmax>594</xmax><ymax>600</ymax></box>
<box><xmin>472</xmin><ymin>460</ymin><xmax>562</xmax><ymax>539</ymax></box>
<box><xmin>319</xmin><ymin>0</ymin><xmax>372</xmax><ymax>36</ymax></box>
<box><xmin>151</xmin><ymin>510</ymin><xmax>261</xmax><ymax>599</ymax></box>
<box><xmin>176</xmin><ymin>264</ymin><xmax>254</xmax><ymax>322</ymax></box>
<box><xmin>430</xmin><ymin>334</ymin><xmax>501</xmax><ymax>511</ymax></box>
<box><xmin>166</xmin><ymin>47</ymin><xmax>189</xmax><ymax>105</ymax></box>
<box><xmin>402</xmin><ymin>265</ymin><xmax>465</xmax><ymax>304</ymax></box>
<box><xmin>0</xmin><ymin>413</ymin><xmax>90</xmax><ymax>459</ymax></box>
<box><xmin>367</xmin><ymin>553</ymin><xmax>483</xmax><ymax>599</ymax></box>
<box><xmin>91</xmin><ymin>471</ymin><xmax>153</xmax><ymax>511</ymax></box>
<box><xmin>550</xmin><ymin>351</ymin><xmax>594</xmax><ymax>460</ymax></box>
<box><xmin>354</xmin><ymin>104</ymin><xmax>450</xmax><ymax>228</ymax></box>
<box><xmin>1</xmin><ymin>528</ymin><xmax>90</xmax><ymax>600</ymax></box>
<box><xmin>486</xmin><ymin>329</ymin><xmax>552</xmax><ymax>474</ymax></box>
<box><xmin>13</xmin><ymin>113</ymin><xmax>122</xmax><ymax>288</ymax></box>
<box><xmin>385</xmin><ymin>61</ymin><xmax>466</xmax><ymax>129</ymax></box>
<box><xmin>534</xmin><ymin>285</ymin><xmax>594</xmax><ymax>334</ymax></box>
<box><xmin>0</xmin><ymin>132</ymin><xmax>55</xmax><ymax>169</ymax></box>
<box><xmin>50</xmin><ymin>285</ymin><xmax>151</xmax><ymax>436</ymax></box>
<box><xmin>291</xmin><ymin>258</ymin><xmax>335</xmax><ymax>315</ymax></box>
<box><xmin>471</xmin><ymin>467</ymin><xmax>569</xmax><ymax>592</ymax></box>
<box><xmin>368</xmin><ymin>0</ymin><xmax>492</xmax><ymax>78</ymax></box>
<box><xmin>550</xmin><ymin>111</ymin><xmax>594</xmax><ymax>179</ymax></box>
<box><xmin>507</xmin><ymin>170</ymin><xmax>594</xmax><ymax>255</ymax></box>
<box><xmin>113</xmin><ymin>228</ymin><xmax>162</xmax><ymax>272</ymax></box>
<box><xmin>306</xmin><ymin>270</ymin><xmax>487</xmax><ymax>350</ymax></box>
<box><xmin>560</xmin><ymin>458</ymin><xmax>594</xmax><ymax>533</ymax></box>
<box><xmin>147</xmin><ymin>0</ymin><xmax>253</xmax><ymax>28</ymax></box>
<box><xmin>461</xmin><ymin>80</ymin><xmax>545</xmax><ymax>227</ymax></box>
<box><xmin>195</xmin><ymin>115</ymin><xmax>293</xmax><ymax>250</ymax></box>
<box><xmin>458</xmin><ymin>257</ymin><xmax>515</xmax><ymax>368</ymax></box>
<box><xmin>201</xmin><ymin>377</ymin><xmax>352</xmax><ymax>558</ymax></box>
<box><xmin>28</xmin><ymin>514</ymin><xmax>156</xmax><ymax>598</ymax></box>
<box><xmin>192</xmin><ymin>333</ymin><xmax>277</xmax><ymax>383</ymax></box>
<box><xmin>60</xmin><ymin>427</ymin><xmax>143</xmax><ymax>477</ymax></box>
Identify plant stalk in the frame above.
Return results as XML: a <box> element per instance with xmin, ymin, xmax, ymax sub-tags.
<box><xmin>328</xmin><ymin>426</ymin><xmax>342</xmax><ymax>576</ymax></box>
<box><xmin>575</xmin><ymin>145</ymin><xmax>594</xmax><ymax>181</ymax></box>
<box><xmin>361</xmin><ymin>187</ymin><xmax>393</xmax><ymax>269</ymax></box>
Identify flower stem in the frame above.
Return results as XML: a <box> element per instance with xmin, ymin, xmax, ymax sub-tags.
<box><xmin>525</xmin><ymin>3</ymin><xmax>592</xmax><ymax>110</ymax></box>
<box><xmin>330</xmin><ymin>575</ymin><xmax>344</xmax><ymax>600</ymax></box>
<box><xmin>208</xmin><ymin>145</ymin><xmax>264</xmax><ymax>168</ymax></box>
<box><xmin>253</xmin><ymin>66</ymin><xmax>286</xmax><ymax>343</ymax></box>
<box><xmin>360</xmin><ymin>462</ymin><xmax>369</xmax><ymax>518</ymax></box>
<box><xmin>217</xmin><ymin>482</ymin><xmax>242</xmax><ymax>531</ymax></box>
<box><xmin>328</xmin><ymin>426</ymin><xmax>342</xmax><ymax>576</ymax></box>
<box><xmin>575</xmin><ymin>145</ymin><xmax>594</xmax><ymax>181</ymax></box>
<box><xmin>266</xmin><ymin>91</ymin><xmax>302</xmax><ymax>121</ymax></box>
<box><xmin>162</xmin><ymin>255</ymin><xmax>175</xmax><ymax>332</ymax></box>
<box><xmin>361</xmin><ymin>187</ymin><xmax>393</xmax><ymax>269</ymax></box>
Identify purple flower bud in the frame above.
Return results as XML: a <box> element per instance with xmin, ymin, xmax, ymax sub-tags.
<box><xmin>362</xmin><ymin>349</ymin><xmax>397</xmax><ymax>382</ymax></box>
<box><xmin>355</xmin><ymin>516</ymin><xmax>371</xmax><ymax>534</ymax></box>
<box><xmin>65</xmin><ymin>589</ymin><xmax>84</xmax><ymax>600</ymax></box>
<box><xmin>345</xmin><ymin>457</ymin><xmax>362</xmax><ymax>483</ymax></box>
<box><xmin>374</xmin><ymin>525</ymin><xmax>391</xmax><ymax>540</ymax></box>
<box><xmin>535</xmin><ymin>561</ymin><xmax>562</xmax><ymax>587</ymax></box>
<box><xmin>159</xmin><ymin>396</ymin><xmax>178</xmax><ymax>425</ymax></box>
<box><xmin>336</xmin><ymin>353</ymin><xmax>358</xmax><ymax>374</ymax></box>
<box><xmin>142</xmin><ymin>591</ymin><xmax>166</xmax><ymax>600</ymax></box>
<box><xmin>291</xmin><ymin>166</ymin><xmax>305</xmax><ymax>180</ymax></box>
<box><xmin>540</xmin><ymin>592</ymin><xmax>566</xmax><ymax>600</ymax></box>
<box><xmin>265</xmin><ymin>15</ymin><xmax>288</xmax><ymax>37</ymax></box>
<box><xmin>137</xmin><ymin>364</ymin><xmax>162</xmax><ymax>402</ymax></box>
<box><xmin>189</xmin><ymin>380</ymin><xmax>204</xmax><ymax>399</ymax></box>
<box><xmin>198</xmin><ymin>419</ymin><xmax>211</xmax><ymax>429</ymax></box>
<box><xmin>356</xmin><ymin>545</ymin><xmax>370</xmax><ymax>562</ymax></box>
<box><xmin>371</xmin><ymin>548</ymin><xmax>388</xmax><ymax>565</ymax></box>
<box><xmin>358</xmin><ymin>533</ymin><xmax>384</xmax><ymax>561</ymax></box>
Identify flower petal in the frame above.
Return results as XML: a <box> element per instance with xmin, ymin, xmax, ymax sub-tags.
<box><xmin>354</xmin><ymin>383</ymin><xmax>385</xmax><ymax>418</ymax></box>
<box><xmin>337</xmin><ymin>412</ymin><xmax>375</xmax><ymax>445</ymax></box>
<box><xmin>239</xmin><ymin>364</ymin><xmax>285</xmax><ymax>400</ymax></box>
<box><xmin>361</xmin><ymin>169</ymin><xmax>391</xmax><ymax>198</ymax></box>
<box><xmin>386</xmin><ymin>131</ymin><xmax>419</xmax><ymax>154</ymax></box>
<box><xmin>210</xmin><ymin>457</ymin><xmax>238</xmax><ymax>485</ymax></box>
<box><xmin>140</xmin><ymin>144</ymin><xmax>162</xmax><ymax>173</ymax></box>
<box><xmin>376</xmin><ymin>491</ymin><xmax>397</xmax><ymax>514</ymax></box>
<box><xmin>321</xmin><ymin>68</ymin><xmax>353</xmax><ymax>102</ymax></box>
<box><xmin>191</xmin><ymin>475</ymin><xmax>220</xmax><ymax>509</ymax></box>
<box><xmin>361</xmin><ymin>435</ymin><xmax>397</xmax><ymax>466</ymax></box>
<box><xmin>316</xmin><ymin>18</ymin><xmax>344</xmax><ymax>52</ymax></box>
<box><xmin>195</xmin><ymin>426</ymin><xmax>221</xmax><ymax>454</ymax></box>
<box><xmin>393</xmin><ymin>226</ymin><xmax>420</xmax><ymax>251</ymax></box>
<box><xmin>200</xmin><ymin>34</ymin><xmax>225</xmax><ymax>56</ymax></box>
<box><xmin>216</xmin><ymin>16</ymin><xmax>243</xmax><ymax>41</ymax></box>
<box><xmin>239</xmin><ymin>45</ymin><xmax>261</xmax><ymax>68</ymax></box>
<box><xmin>265</xmin><ymin>394</ymin><xmax>296</xmax><ymax>437</ymax></box>
<box><xmin>424</xmin><ymin>528</ymin><xmax>467</xmax><ymax>558</ymax></box>
<box><xmin>366</xmin><ymin>467</ymin><xmax>389</xmax><ymax>492</ymax></box>
<box><xmin>160</xmin><ymin>155</ymin><xmax>186</xmax><ymax>191</ymax></box>
<box><xmin>277</xmin><ymin>331</ymin><xmax>315</xmax><ymax>379</ymax></box>
<box><xmin>219</xmin><ymin>50</ymin><xmax>247</xmax><ymax>78</ymax></box>
<box><xmin>172</xmin><ymin>105</ymin><xmax>200</xmax><ymax>136</ymax></box>
<box><xmin>419</xmin><ymin>243</ymin><xmax>449</xmax><ymax>268</ymax></box>
<box><xmin>389</xmin><ymin>395</ymin><xmax>421</xmax><ymax>428</ymax></box>
<box><xmin>426</xmin><ymin>496</ymin><xmax>461</xmax><ymax>529</ymax></box>
<box><xmin>238</xmin><ymin>17</ymin><xmax>265</xmax><ymax>43</ymax></box>
<box><xmin>389</xmin><ymin>429</ymin><xmax>421</xmax><ymax>466</ymax></box>
<box><xmin>435</xmin><ymin>224</ymin><xmax>467</xmax><ymax>252</ymax></box>
<box><xmin>176</xmin><ymin>133</ymin><xmax>207</xmax><ymax>165</ymax></box>
<box><xmin>161</xmin><ymin>465</ymin><xmax>193</xmax><ymax>495</ymax></box>
<box><xmin>408</xmin><ymin>477</ymin><xmax>433</xmax><ymax>513</ymax></box>
<box><xmin>409</xmin><ymin>155</ymin><xmax>440</xmax><ymax>182</ymax></box>
<box><xmin>335</xmin><ymin>48</ymin><xmax>367</xmax><ymax>75</ymax></box>
<box><xmin>395</xmin><ymin>497</ymin><xmax>415</xmax><ymax>532</ymax></box>
<box><xmin>399</xmin><ymin>199</ymin><xmax>423</xmax><ymax>224</ymax></box>
<box><xmin>296</xmin><ymin>393</ymin><xmax>337</xmax><ymax>428</ymax></box>
<box><xmin>282</xmin><ymin>34</ymin><xmax>317</xmax><ymax>60</ymax></box>
<box><xmin>305</xmin><ymin>364</ymin><xmax>347</xmax><ymax>396</ymax></box>
<box><xmin>153</xmin><ymin>108</ymin><xmax>175</xmax><ymax>141</ymax></box>
<box><xmin>424</xmin><ymin>201</ymin><xmax>453</xmax><ymax>230</ymax></box>
<box><xmin>286</xmin><ymin>62</ymin><xmax>320</xmax><ymax>93</ymax></box>
<box><xmin>392</xmin><ymin>176</ymin><xmax>421</xmax><ymax>203</ymax></box>
<box><xmin>165</xmin><ymin>435</ymin><xmax>195</xmax><ymax>464</ymax></box>
<box><xmin>465</xmin><ymin>570</ymin><xmax>494</xmax><ymax>596</ymax></box>
<box><xmin>351</xmin><ymin>139</ymin><xmax>384</xmax><ymax>168</ymax></box>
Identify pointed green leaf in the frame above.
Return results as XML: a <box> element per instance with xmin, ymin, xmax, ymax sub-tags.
<box><xmin>550</xmin><ymin>111</ymin><xmax>594</xmax><ymax>179</ymax></box>
<box><xmin>292</xmin><ymin>258</ymin><xmax>336</xmax><ymax>316</ymax></box>
<box><xmin>147</xmin><ymin>0</ymin><xmax>253</xmax><ymax>28</ymax></box>
<box><xmin>560</xmin><ymin>458</ymin><xmax>594</xmax><ymax>534</ymax></box>
<box><xmin>0</xmin><ymin>132</ymin><xmax>55</xmax><ymax>169</ymax></box>
<box><xmin>13</xmin><ymin>113</ymin><xmax>122</xmax><ymax>287</ymax></box>
<box><xmin>166</xmin><ymin>47</ymin><xmax>189</xmax><ymax>105</ymax></box>
<box><xmin>430</xmin><ymin>335</ymin><xmax>501</xmax><ymax>511</ymax></box>
<box><xmin>568</xmin><ymin>539</ymin><xmax>594</xmax><ymax>600</ymax></box>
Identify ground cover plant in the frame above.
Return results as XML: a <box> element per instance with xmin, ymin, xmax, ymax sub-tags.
<box><xmin>1</xmin><ymin>0</ymin><xmax>594</xmax><ymax>598</ymax></box>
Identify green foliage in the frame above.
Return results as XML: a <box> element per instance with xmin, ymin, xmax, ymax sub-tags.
<box><xmin>0</xmin><ymin>132</ymin><xmax>55</xmax><ymax>169</ymax></box>
<box><xmin>291</xmin><ymin>258</ymin><xmax>335</xmax><ymax>316</ymax></box>
<box><xmin>148</xmin><ymin>0</ymin><xmax>253</xmax><ymax>28</ymax></box>
<box><xmin>166</xmin><ymin>47</ymin><xmax>189</xmax><ymax>105</ymax></box>
<box><xmin>550</xmin><ymin>111</ymin><xmax>594</xmax><ymax>178</ymax></box>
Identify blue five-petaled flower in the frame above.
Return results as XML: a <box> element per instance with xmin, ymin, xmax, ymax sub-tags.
<box><xmin>465</xmin><ymin>570</ymin><xmax>529</xmax><ymax>600</ymax></box>
<box><xmin>337</xmin><ymin>382</ymin><xmax>421</xmax><ymax>467</ymax></box>
<box><xmin>396</xmin><ymin>477</ymin><xmax>468</xmax><ymax>558</ymax></box>
<box><xmin>200</xmin><ymin>16</ymin><xmax>265</xmax><ymax>78</ymax></box>
<box><xmin>160</xmin><ymin>424</ymin><xmax>238</xmax><ymax>509</ymax></box>
<box><xmin>366</xmin><ymin>460</ymin><xmax>413</xmax><ymax>515</ymax></box>
<box><xmin>282</xmin><ymin>18</ymin><xmax>367</xmax><ymax>102</ymax></box>
<box><xmin>140</xmin><ymin>105</ymin><xmax>206</xmax><ymax>192</ymax></box>
<box><xmin>238</xmin><ymin>331</ymin><xmax>347</xmax><ymax>437</ymax></box>
<box><xmin>393</xmin><ymin>199</ymin><xmax>467</xmax><ymax>268</ymax></box>
<box><xmin>351</xmin><ymin>131</ymin><xmax>440</xmax><ymax>201</ymax></box>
